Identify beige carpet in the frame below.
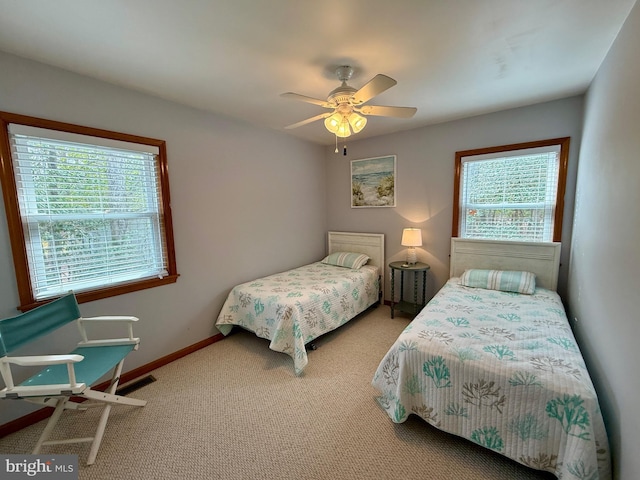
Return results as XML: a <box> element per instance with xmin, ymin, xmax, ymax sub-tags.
<box><xmin>0</xmin><ymin>306</ymin><xmax>555</xmax><ymax>480</ymax></box>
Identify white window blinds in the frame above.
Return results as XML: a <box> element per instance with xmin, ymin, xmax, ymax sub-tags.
<box><xmin>459</xmin><ymin>146</ymin><xmax>560</xmax><ymax>242</ymax></box>
<box><xmin>9</xmin><ymin>126</ymin><xmax>169</xmax><ymax>300</ymax></box>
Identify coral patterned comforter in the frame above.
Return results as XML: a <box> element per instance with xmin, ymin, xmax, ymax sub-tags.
<box><xmin>372</xmin><ymin>278</ymin><xmax>611</xmax><ymax>480</ymax></box>
<box><xmin>216</xmin><ymin>262</ymin><xmax>379</xmax><ymax>374</ymax></box>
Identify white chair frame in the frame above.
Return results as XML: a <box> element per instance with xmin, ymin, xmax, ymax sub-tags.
<box><xmin>0</xmin><ymin>295</ymin><xmax>147</xmax><ymax>465</ymax></box>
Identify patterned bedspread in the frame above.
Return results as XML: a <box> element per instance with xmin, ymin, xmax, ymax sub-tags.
<box><xmin>372</xmin><ymin>278</ymin><xmax>611</xmax><ymax>480</ymax></box>
<box><xmin>216</xmin><ymin>262</ymin><xmax>379</xmax><ymax>374</ymax></box>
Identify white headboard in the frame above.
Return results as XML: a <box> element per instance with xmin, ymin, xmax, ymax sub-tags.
<box><xmin>328</xmin><ymin>231</ymin><xmax>385</xmax><ymax>303</ymax></box>
<box><xmin>450</xmin><ymin>238</ymin><xmax>561</xmax><ymax>291</ymax></box>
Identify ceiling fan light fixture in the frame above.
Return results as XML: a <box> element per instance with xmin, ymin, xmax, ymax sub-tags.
<box><xmin>324</xmin><ymin>113</ymin><xmax>352</xmax><ymax>137</ymax></box>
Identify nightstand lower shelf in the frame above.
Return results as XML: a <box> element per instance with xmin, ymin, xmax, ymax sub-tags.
<box><xmin>393</xmin><ymin>300</ymin><xmax>424</xmax><ymax>317</ymax></box>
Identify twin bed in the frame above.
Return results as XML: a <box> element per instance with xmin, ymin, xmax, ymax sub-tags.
<box><xmin>216</xmin><ymin>234</ymin><xmax>610</xmax><ymax>479</ymax></box>
<box><xmin>216</xmin><ymin>231</ymin><xmax>384</xmax><ymax>374</ymax></box>
<box><xmin>372</xmin><ymin>238</ymin><xmax>611</xmax><ymax>480</ymax></box>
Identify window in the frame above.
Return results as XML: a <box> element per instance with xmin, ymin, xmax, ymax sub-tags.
<box><xmin>453</xmin><ymin>138</ymin><xmax>569</xmax><ymax>243</ymax></box>
<box><xmin>0</xmin><ymin>112</ymin><xmax>178</xmax><ymax>310</ymax></box>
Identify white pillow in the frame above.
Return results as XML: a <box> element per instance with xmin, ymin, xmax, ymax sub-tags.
<box><xmin>321</xmin><ymin>252</ymin><xmax>370</xmax><ymax>269</ymax></box>
<box><xmin>459</xmin><ymin>269</ymin><xmax>536</xmax><ymax>295</ymax></box>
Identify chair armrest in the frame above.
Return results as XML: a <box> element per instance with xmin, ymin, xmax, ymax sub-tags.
<box><xmin>2</xmin><ymin>354</ymin><xmax>84</xmax><ymax>367</ymax></box>
<box><xmin>79</xmin><ymin>315</ymin><xmax>139</xmax><ymax>323</ymax></box>
<box><xmin>76</xmin><ymin>316</ymin><xmax>140</xmax><ymax>344</ymax></box>
<box><xmin>0</xmin><ymin>354</ymin><xmax>84</xmax><ymax>390</ymax></box>
<box><xmin>77</xmin><ymin>338</ymin><xmax>140</xmax><ymax>347</ymax></box>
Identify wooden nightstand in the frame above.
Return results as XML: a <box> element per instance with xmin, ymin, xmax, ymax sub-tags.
<box><xmin>389</xmin><ymin>261</ymin><xmax>430</xmax><ymax>318</ymax></box>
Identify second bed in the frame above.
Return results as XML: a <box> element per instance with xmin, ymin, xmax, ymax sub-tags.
<box><xmin>372</xmin><ymin>238</ymin><xmax>611</xmax><ymax>480</ymax></box>
<box><xmin>216</xmin><ymin>231</ymin><xmax>384</xmax><ymax>374</ymax></box>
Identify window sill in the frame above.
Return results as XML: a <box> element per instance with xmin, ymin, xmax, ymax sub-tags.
<box><xmin>18</xmin><ymin>274</ymin><xmax>180</xmax><ymax>312</ymax></box>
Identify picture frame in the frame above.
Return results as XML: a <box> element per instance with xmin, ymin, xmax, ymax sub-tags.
<box><xmin>351</xmin><ymin>155</ymin><xmax>396</xmax><ymax>208</ymax></box>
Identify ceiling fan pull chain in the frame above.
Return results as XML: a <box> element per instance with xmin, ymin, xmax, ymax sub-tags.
<box><xmin>334</xmin><ymin>134</ymin><xmax>339</xmax><ymax>153</ymax></box>
<box><xmin>343</xmin><ymin>142</ymin><xmax>347</xmax><ymax>156</ymax></box>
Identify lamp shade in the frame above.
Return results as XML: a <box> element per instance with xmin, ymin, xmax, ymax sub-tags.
<box><xmin>347</xmin><ymin>112</ymin><xmax>367</xmax><ymax>133</ymax></box>
<box><xmin>401</xmin><ymin>228</ymin><xmax>422</xmax><ymax>247</ymax></box>
<box><xmin>324</xmin><ymin>113</ymin><xmax>341</xmax><ymax>133</ymax></box>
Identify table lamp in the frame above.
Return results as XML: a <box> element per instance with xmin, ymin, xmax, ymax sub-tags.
<box><xmin>401</xmin><ymin>228</ymin><xmax>422</xmax><ymax>266</ymax></box>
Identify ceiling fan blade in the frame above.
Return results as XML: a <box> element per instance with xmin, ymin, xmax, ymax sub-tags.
<box><xmin>284</xmin><ymin>112</ymin><xmax>332</xmax><ymax>129</ymax></box>
<box><xmin>358</xmin><ymin>105</ymin><xmax>417</xmax><ymax>118</ymax></box>
<box><xmin>351</xmin><ymin>74</ymin><xmax>397</xmax><ymax>104</ymax></box>
<box><xmin>280</xmin><ymin>92</ymin><xmax>332</xmax><ymax>108</ymax></box>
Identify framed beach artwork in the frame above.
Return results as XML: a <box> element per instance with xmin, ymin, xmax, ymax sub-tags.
<box><xmin>351</xmin><ymin>155</ymin><xmax>396</xmax><ymax>208</ymax></box>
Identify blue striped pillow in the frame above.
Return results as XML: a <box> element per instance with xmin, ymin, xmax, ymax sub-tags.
<box><xmin>322</xmin><ymin>252</ymin><xmax>370</xmax><ymax>269</ymax></box>
<box><xmin>459</xmin><ymin>269</ymin><xmax>536</xmax><ymax>294</ymax></box>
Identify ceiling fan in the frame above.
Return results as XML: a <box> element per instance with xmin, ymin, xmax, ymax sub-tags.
<box><xmin>281</xmin><ymin>66</ymin><xmax>417</xmax><ymax>138</ymax></box>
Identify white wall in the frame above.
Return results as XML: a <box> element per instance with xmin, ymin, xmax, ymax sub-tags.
<box><xmin>325</xmin><ymin>96</ymin><xmax>584</xmax><ymax>302</ymax></box>
<box><xmin>0</xmin><ymin>52</ymin><xmax>327</xmax><ymax>424</ymax></box>
<box><xmin>568</xmin><ymin>2</ymin><xmax>640</xmax><ymax>478</ymax></box>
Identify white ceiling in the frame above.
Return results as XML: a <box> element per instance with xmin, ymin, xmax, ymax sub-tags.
<box><xmin>0</xmin><ymin>0</ymin><xmax>636</xmax><ymax>145</ymax></box>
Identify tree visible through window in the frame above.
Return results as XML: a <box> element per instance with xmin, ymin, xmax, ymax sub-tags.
<box><xmin>0</xmin><ymin>112</ymin><xmax>178</xmax><ymax>310</ymax></box>
<box><xmin>453</xmin><ymin>138</ymin><xmax>569</xmax><ymax>243</ymax></box>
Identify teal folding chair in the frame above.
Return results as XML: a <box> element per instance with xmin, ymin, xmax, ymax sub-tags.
<box><xmin>0</xmin><ymin>293</ymin><xmax>147</xmax><ymax>465</ymax></box>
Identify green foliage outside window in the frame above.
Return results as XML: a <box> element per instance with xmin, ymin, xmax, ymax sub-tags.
<box><xmin>25</xmin><ymin>140</ymin><xmax>158</xmax><ymax>292</ymax></box>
